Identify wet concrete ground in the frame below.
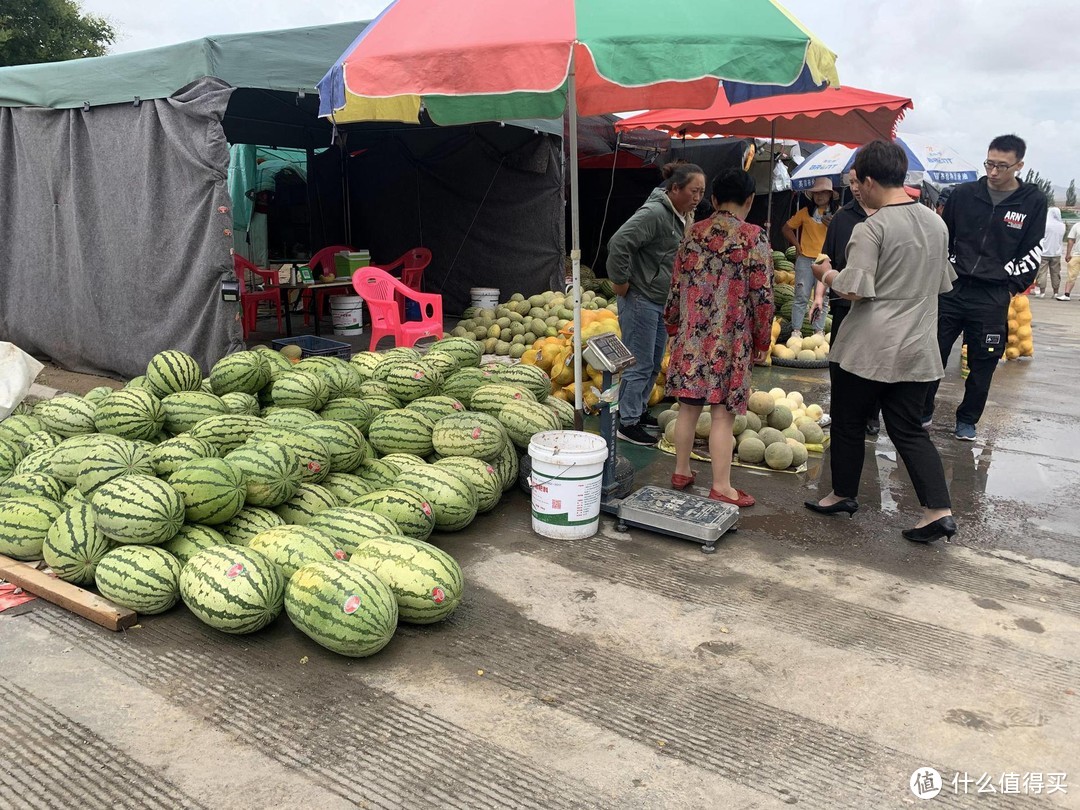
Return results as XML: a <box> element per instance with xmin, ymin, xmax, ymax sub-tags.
<box><xmin>5</xmin><ymin>298</ymin><xmax>1078</xmax><ymax>808</ymax></box>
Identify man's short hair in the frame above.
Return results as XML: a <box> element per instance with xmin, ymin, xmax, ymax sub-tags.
<box><xmin>853</xmin><ymin>140</ymin><xmax>907</xmax><ymax>187</ymax></box>
<box><xmin>988</xmin><ymin>134</ymin><xmax>1026</xmax><ymax>160</ymax></box>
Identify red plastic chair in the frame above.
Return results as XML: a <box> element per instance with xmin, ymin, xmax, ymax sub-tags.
<box><xmin>371</xmin><ymin>247</ymin><xmax>432</xmax><ymax>320</ymax></box>
<box><xmin>352</xmin><ymin>267</ymin><xmax>443</xmax><ymax>350</ymax></box>
<box><xmin>301</xmin><ymin>244</ymin><xmax>354</xmax><ymax>326</ymax></box>
<box><xmin>234</xmin><ymin>254</ymin><xmax>282</xmax><ymax>338</ymax></box>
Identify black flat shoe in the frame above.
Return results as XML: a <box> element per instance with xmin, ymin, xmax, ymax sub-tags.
<box><xmin>804</xmin><ymin>498</ymin><xmax>859</xmax><ymax>516</ymax></box>
<box><xmin>902</xmin><ymin>516</ymin><xmax>957</xmax><ymax>543</ymax></box>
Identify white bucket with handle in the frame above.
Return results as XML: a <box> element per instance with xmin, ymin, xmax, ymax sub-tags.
<box><xmin>527</xmin><ymin>430</ymin><xmax>608</xmax><ymax>540</ymax></box>
<box><xmin>470</xmin><ymin>287</ymin><xmax>500</xmax><ymax>310</ymax></box>
<box><xmin>330</xmin><ymin>295</ymin><xmax>363</xmax><ymax>335</ymax></box>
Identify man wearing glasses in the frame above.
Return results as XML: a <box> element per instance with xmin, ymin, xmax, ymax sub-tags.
<box><xmin>922</xmin><ymin>134</ymin><xmax>1048</xmax><ymax>441</ymax></box>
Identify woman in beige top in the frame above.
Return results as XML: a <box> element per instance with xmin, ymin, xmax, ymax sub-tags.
<box><xmin>807</xmin><ymin>140</ymin><xmax>959</xmax><ymax>543</ymax></box>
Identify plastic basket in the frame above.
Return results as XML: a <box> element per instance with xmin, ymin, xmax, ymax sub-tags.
<box><xmin>271</xmin><ymin>335</ymin><xmax>352</xmax><ymax>359</ymax></box>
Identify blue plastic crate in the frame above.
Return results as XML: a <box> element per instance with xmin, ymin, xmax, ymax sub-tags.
<box><xmin>271</xmin><ymin>335</ymin><xmax>352</xmax><ymax>359</ymax></box>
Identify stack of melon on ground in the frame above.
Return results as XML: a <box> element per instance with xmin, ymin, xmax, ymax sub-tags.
<box><xmin>772</xmin><ymin>247</ymin><xmax>797</xmax><ymax>285</ymax></box>
<box><xmin>655</xmin><ymin>387</ymin><xmax>825</xmax><ymax>471</ymax></box>
<box><xmin>1005</xmin><ymin>294</ymin><xmax>1034</xmax><ymax>360</ymax></box>
<box><xmin>0</xmin><ymin>341</ymin><xmax>570</xmax><ymax>657</ymax></box>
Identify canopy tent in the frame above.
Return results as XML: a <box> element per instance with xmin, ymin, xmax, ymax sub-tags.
<box><xmin>0</xmin><ymin>22</ymin><xmax>566</xmax><ymax>379</ymax></box>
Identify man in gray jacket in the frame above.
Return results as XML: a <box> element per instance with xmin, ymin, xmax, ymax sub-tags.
<box><xmin>606</xmin><ymin>162</ymin><xmax>705</xmax><ymax>445</ymax></box>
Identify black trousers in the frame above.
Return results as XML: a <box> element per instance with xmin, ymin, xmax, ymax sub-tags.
<box><xmin>830</xmin><ymin>299</ymin><xmax>878</xmax><ymax>424</ymax></box>
<box><xmin>829</xmin><ymin>363</ymin><xmax>952</xmax><ymax>508</ymax></box>
<box><xmin>923</xmin><ymin>281</ymin><xmax>1011</xmax><ymax>426</ymax></box>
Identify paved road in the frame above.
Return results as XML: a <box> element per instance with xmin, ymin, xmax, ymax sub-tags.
<box><xmin>4</xmin><ymin>299</ymin><xmax>1077</xmax><ymax>808</ymax></box>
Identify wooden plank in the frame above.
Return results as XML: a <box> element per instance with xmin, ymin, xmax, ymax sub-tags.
<box><xmin>0</xmin><ymin>555</ymin><xmax>137</xmax><ymax>632</ymax></box>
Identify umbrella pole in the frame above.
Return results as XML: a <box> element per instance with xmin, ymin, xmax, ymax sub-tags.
<box><xmin>567</xmin><ymin>50</ymin><xmax>584</xmax><ymax>429</ymax></box>
<box><xmin>766</xmin><ymin>119</ymin><xmax>775</xmax><ymax>248</ymax></box>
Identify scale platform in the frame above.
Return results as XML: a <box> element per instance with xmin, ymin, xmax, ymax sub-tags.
<box><xmin>612</xmin><ymin>486</ymin><xmax>740</xmax><ymax>554</ymax></box>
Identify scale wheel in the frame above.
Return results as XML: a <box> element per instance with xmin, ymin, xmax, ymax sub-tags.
<box><xmin>616</xmin><ymin>521</ymin><xmax>628</xmax><ymax>533</ymax></box>
<box><xmin>701</xmin><ymin>542</ymin><xmax>717</xmax><ymax>554</ymax></box>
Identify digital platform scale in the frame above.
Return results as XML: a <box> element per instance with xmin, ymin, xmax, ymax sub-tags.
<box><xmin>584</xmin><ymin>333</ymin><xmax>739</xmax><ymax>554</ymax></box>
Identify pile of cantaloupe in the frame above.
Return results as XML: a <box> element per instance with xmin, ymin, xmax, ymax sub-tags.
<box><xmin>1005</xmin><ymin>295</ymin><xmax>1033</xmax><ymax>360</ymax></box>
<box><xmin>655</xmin><ymin>386</ymin><xmax>826</xmax><ymax>470</ymax></box>
<box><xmin>772</xmin><ymin>329</ymin><xmax>830</xmax><ymax>363</ymax></box>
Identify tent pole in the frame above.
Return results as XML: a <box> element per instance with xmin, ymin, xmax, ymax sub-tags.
<box><xmin>766</xmin><ymin>119</ymin><xmax>776</xmax><ymax>249</ymax></box>
<box><xmin>568</xmin><ymin>49</ymin><xmax>584</xmax><ymax>429</ymax></box>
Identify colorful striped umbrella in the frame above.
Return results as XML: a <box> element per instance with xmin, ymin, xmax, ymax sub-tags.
<box><xmin>318</xmin><ymin>0</ymin><xmax>839</xmax><ymax>419</ymax></box>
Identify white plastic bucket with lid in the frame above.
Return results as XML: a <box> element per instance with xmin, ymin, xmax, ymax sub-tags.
<box><xmin>470</xmin><ymin>287</ymin><xmax>500</xmax><ymax>310</ymax></box>
<box><xmin>527</xmin><ymin>430</ymin><xmax>608</xmax><ymax>540</ymax></box>
<box><xmin>330</xmin><ymin>295</ymin><xmax>363</xmax><ymax>335</ymax></box>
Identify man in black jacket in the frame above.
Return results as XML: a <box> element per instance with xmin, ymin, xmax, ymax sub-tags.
<box><xmin>923</xmin><ymin>134</ymin><xmax>1047</xmax><ymax>441</ymax></box>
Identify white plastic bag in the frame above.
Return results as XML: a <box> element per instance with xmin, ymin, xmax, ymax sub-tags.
<box><xmin>0</xmin><ymin>343</ymin><xmax>44</xmax><ymax>420</ymax></box>
<box><xmin>771</xmin><ymin>159</ymin><xmax>792</xmax><ymax>192</ymax></box>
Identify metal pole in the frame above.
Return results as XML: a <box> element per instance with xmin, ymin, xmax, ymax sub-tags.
<box><xmin>567</xmin><ymin>49</ymin><xmax>584</xmax><ymax>430</ymax></box>
<box><xmin>766</xmin><ymin>119</ymin><xmax>776</xmax><ymax>247</ymax></box>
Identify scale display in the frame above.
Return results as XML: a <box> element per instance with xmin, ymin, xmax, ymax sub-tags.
<box><xmin>584</xmin><ymin>333</ymin><xmax>636</xmax><ymax>373</ymax></box>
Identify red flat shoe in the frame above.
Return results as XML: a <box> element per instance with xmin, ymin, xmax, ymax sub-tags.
<box><xmin>671</xmin><ymin>473</ymin><xmax>696</xmax><ymax>490</ymax></box>
<box><xmin>709</xmin><ymin>488</ymin><xmax>755</xmax><ymax>507</ymax></box>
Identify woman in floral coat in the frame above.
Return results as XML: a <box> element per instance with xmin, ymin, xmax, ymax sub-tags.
<box><xmin>664</xmin><ymin>169</ymin><xmax>774</xmax><ymax>507</ymax></box>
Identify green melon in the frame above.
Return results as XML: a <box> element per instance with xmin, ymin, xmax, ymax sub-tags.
<box><xmin>180</xmin><ymin>545</ymin><xmax>285</xmax><ymax>634</ymax></box>
<box><xmin>94</xmin><ymin>545</ymin><xmax>182</xmax><ymax>614</ymax></box>
<box><xmin>42</xmin><ymin>502</ymin><xmax>111</xmax><ymax>584</ymax></box>
<box><xmin>168</xmin><ymin>458</ymin><xmax>246</xmax><ymax>525</ymax></box>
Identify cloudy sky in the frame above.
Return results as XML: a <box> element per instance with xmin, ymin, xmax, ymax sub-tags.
<box><xmin>81</xmin><ymin>0</ymin><xmax>1079</xmax><ymax>191</ymax></box>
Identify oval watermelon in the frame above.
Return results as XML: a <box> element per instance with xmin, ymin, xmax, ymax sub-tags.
<box><xmin>349</xmin><ymin>534</ymin><xmax>463</xmax><ymax>624</ymax></box>
<box><xmin>180</xmin><ymin>545</ymin><xmax>285</xmax><ymax>634</ymax></box>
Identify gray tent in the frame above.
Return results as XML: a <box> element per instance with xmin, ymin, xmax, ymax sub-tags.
<box><xmin>0</xmin><ymin>22</ymin><xmax>564</xmax><ymax>379</ymax></box>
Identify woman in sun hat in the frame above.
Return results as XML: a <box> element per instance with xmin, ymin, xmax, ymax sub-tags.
<box><xmin>782</xmin><ymin>176</ymin><xmax>838</xmax><ymax>337</ymax></box>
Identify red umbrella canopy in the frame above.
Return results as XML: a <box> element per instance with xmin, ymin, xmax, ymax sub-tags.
<box><xmin>615</xmin><ymin>85</ymin><xmax>913</xmax><ymax>146</ymax></box>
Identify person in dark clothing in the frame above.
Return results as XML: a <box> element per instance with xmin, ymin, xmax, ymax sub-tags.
<box><xmin>815</xmin><ymin>168</ymin><xmax>879</xmax><ymax>434</ymax></box>
<box><xmin>922</xmin><ymin>134</ymin><xmax>1048</xmax><ymax>441</ymax></box>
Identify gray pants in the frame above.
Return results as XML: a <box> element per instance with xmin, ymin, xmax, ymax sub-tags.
<box><xmin>1036</xmin><ymin>256</ymin><xmax>1061</xmax><ymax>294</ymax></box>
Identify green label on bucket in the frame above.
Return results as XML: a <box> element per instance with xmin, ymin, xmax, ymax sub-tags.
<box><xmin>531</xmin><ymin>509</ymin><xmax>599</xmax><ymax>527</ymax></box>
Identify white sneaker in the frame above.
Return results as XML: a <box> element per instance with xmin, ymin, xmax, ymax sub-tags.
<box><xmin>1055</xmin><ymin>294</ymin><xmax>1071</xmax><ymax>301</ymax></box>
<box><xmin>1034</xmin><ymin>292</ymin><xmax>1045</xmax><ymax>298</ymax></box>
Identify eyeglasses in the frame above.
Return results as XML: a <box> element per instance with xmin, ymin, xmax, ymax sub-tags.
<box><xmin>983</xmin><ymin>160</ymin><xmax>1020</xmax><ymax>172</ymax></box>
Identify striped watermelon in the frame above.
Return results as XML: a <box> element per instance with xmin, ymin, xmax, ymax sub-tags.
<box><xmin>378</xmin><ymin>453</ymin><xmax>429</xmax><ymax>475</ymax></box>
<box><xmin>286</xmin><ymin>561</ymin><xmax>398</xmax><ymax>657</ymax></box>
<box><xmin>20</xmin><ymin>430</ymin><xmax>62</xmax><ymax>455</ymax></box>
<box><xmin>491</xmin><ymin>438</ymin><xmax>520</xmax><ymax>492</ymax></box>
<box><xmin>83</xmin><ymin>386</ymin><xmax>116</xmax><ymax>405</ymax></box>
<box><xmin>260</xmin><ymin>407</ymin><xmax>322</xmax><ymax>430</ymax></box>
<box><xmin>48</xmin><ymin>433</ymin><xmax>127</xmax><ymax>484</ymax></box>
<box><xmin>377</xmin><ymin>361</ymin><xmax>442</xmax><ymax>402</ymax></box>
<box><xmin>216</xmin><ymin>506</ymin><xmax>284</xmax><ymax>546</ymax></box>
<box><xmin>421</xmin><ymin>349</ymin><xmax>460</xmax><ymax>377</ymax></box>
<box><xmin>0</xmin><ymin>496</ymin><xmax>65</xmax><ymax>560</ymax></box>
<box><xmin>544</xmin><ymin>396</ymin><xmax>575</xmax><ymax>430</ymax></box>
<box><xmin>367</xmin><ymin>410</ymin><xmax>435</xmax><ymax>456</ymax></box>
<box><xmin>319</xmin><ymin>398</ymin><xmax>375</xmax><ymax>433</ymax></box>
<box><xmin>254</xmin><ymin>428</ymin><xmax>331</xmax><ymax>484</ymax></box>
<box><xmin>253</xmin><ymin>346</ymin><xmax>294</xmax><ymax>380</ymax></box>
<box><xmin>319</xmin><ymin>473</ymin><xmax>375</xmax><ymax>505</ymax></box>
<box><xmin>395</xmin><ymin>466</ymin><xmax>478</xmax><ymax>531</ymax></box>
<box><xmin>0</xmin><ymin>435</ymin><xmax>24</xmax><ymax>481</ymax></box>
<box><xmin>42</xmin><ymin>502</ymin><xmax>111</xmax><ymax>584</ymax></box>
<box><xmin>356</xmin><ymin>380</ymin><xmax>401</xmax><ymax>402</ymax></box>
<box><xmin>208</xmin><ymin>351</ymin><xmax>270</xmax><ymax>396</ymax></box>
<box><xmin>353</xmin><ymin>458</ymin><xmax>400</xmax><ymax>488</ymax></box>
<box><xmin>95</xmin><ymin>546</ymin><xmax>182</xmax><ymax>614</ymax></box>
<box><xmin>312</xmin><ymin>361</ymin><xmax>363</xmax><ymax>400</ymax></box>
<box><xmin>247</xmin><ymin>525</ymin><xmax>344</xmax><ymax>578</ymax></box>
<box><xmin>224</xmin><ymin>441</ymin><xmax>301</xmax><ymax>507</ymax></box>
<box><xmin>14</xmin><ymin>447</ymin><xmax>58</xmax><ymax>476</ymax></box>
<box><xmin>294</xmin><ymin>356</ymin><xmax>340</xmax><ymax>375</ymax></box>
<box><xmin>0</xmin><ymin>414</ymin><xmax>44</xmax><ymax>444</ymax></box>
<box><xmin>188</xmin><ymin>414</ymin><xmax>266</xmax><ymax>454</ymax></box>
<box><xmin>94</xmin><ymin>389</ymin><xmax>165</xmax><ymax>441</ymax></box>
<box><xmin>431</xmin><ymin>411</ymin><xmax>507</xmax><ymax>461</ymax></box>
<box><xmin>75</xmin><ymin>441</ymin><xmax>154</xmax><ymax>496</ymax></box>
<box><xmin>149</xmin><ymin>436</ymin><xmax>218</xmax><ymax>479</ymax></box>
<box><xmin>90</xmin><ymin>474</ymin><xmax>185</xmax><ymax>544</ymax></box>
<box><xmin>146</xmin><ymin>349</ymin><xmax>204</xmax><ymax>397</ymax></box>
<box><xmin>161</xmin><ymin>523</ymin><xmax>228</xmax><ymax>564</ymax></box>
<box><xmin>61</xmin><ymin>487</ymin><xmax>87</xmax><ymax>508</ymax></box>
<box><xmin>348</xmin><ymin>351</ymin><xmax>382</xmax><ymax>381</ymax></box>
<box><xmin>373</xmin><ymin>347</ymin><xmax>421</xmax><ymax>374</ymax></box>
<box><xmin>404</xmin><ymin>395</ymin><xmax>465</xmax><ymax>424</ymax></box>
<box><xmin>160</xmin><ymin>391</ymin><xmax>228</xmax><ymax>435</ymax></box>
<box><xmin>498</xmin><ymin>399</ymin><xmax>561</xmax><ymax>449</ymax></box>
<box><xmin>298</xmin><ymin>420</ymin><xmax>369</xmax><ymax>473</ymax></box>
<box><xmin>10</xmin><ymin>400</ymin><xmax>34</xmax><ymax>416</ymax></box>
<box><xmin>33</xmin><ymin>396</ymin><xmax>97</xmax><ymax>437</ymax></box>
<box><xmin>305</xmin><ymin>506</ymin><xmax>402</xmax><ymax>555</ymax></box>
<box><xmin>494</xmin><ymin>364</ymin><xmax>552</xmax><ymax>401</ymax></box>
<box><xmin>220</xmin><ymin>391</ymin><xmax>261</xmax><ymax>416</ymax></box>
<box><xmin>434</xmin><ymin>456</ymin><xmax>502</xmax><ymax>513</ymax></box>
<box><xmin>469</xmin><ymin>383</ymin><xmax>537</xmax><ymax>416</ymax></box>
<box><xmin>271</xmin><ymin>370</ymin><xmax>330</xmax><ymax>411</ymax></box>
<box><xmin>429</xmin><ymin>336</ymin><xmax>483</xmax><ymax>368</ymax></box>
<box><xmin>438</xmin><ymin>367</ymin><xmax>498</xmax><ymax>407</ymax></box>
<box><xmin>180</xmin><ymin>545</ymin><xmax>285</xmax><ymax>634</ymax></box>
<box><xmin>168</xmin><ymin>458</ymin><xmax>246</xmax><ymax>525</ymax></box>
<box><xmin>349</xmin><ymin>535</ymin><xmax>463</xmax><ymax>623</ymax></box>
<box><xmin>359</xmin><ymin>394</ymin><xmax>402</xmax><ymax>416</ymax></box>
<box><xmin>0</xmin><ymin>472</ymin><xmax>67</xmax><ymax>501</ymax></box>
<box><xmin>124</xmin><ymin>375</ymin><xmax>155</xmax><ymax>392</ymax></box>
<box><xmin>351</xmin><ymin>488</ymin><xmax>434</xmax><ymax>541</ymax></box>
<box><xmin>273</xmin><ymin>483</ymin><xmax>339</xmax><ymax>525</ymax></box>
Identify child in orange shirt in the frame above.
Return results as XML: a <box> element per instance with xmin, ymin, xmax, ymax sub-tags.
<box><xmin>782</xmin><ymin>176</ymin><xmax>838</xmax><ymax>336</ymax></box>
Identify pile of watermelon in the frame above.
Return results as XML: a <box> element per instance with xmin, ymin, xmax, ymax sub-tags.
<box><xmin>0</xmin><ymin>340</ymin><xmax>570</xmax><ymax>657</ymax></box>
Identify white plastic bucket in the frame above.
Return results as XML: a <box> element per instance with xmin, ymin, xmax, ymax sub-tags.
<box><xmin>470</xmin><ymin>287</ymin><xmax>500</xmax><ymax>310</ymax></box>
<box><xmin>528</xmin><ymin>430</ymin><xmax>608</xmax><ymax>540</ymax></box>
<box><xmin>330</xmin><ymin>295</ymin><xmax>363</xmax><ymax>335</ymax></box>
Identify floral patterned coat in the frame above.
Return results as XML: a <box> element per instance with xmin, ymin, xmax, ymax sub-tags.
<box><xmin>663</xmin><ymin>211</ymin><xmax>774</xmax><ymax>413</ymax></box>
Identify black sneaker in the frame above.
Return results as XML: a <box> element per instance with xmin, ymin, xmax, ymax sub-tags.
<box><xmin>638</xmin><ymin>412</ymin><xmax>660</xmax><ymax>429</ymax></box>
<box><xmin>617</xmin><ymin>423</ymin><xmax>657</xmax><ymax>446</ymax></box>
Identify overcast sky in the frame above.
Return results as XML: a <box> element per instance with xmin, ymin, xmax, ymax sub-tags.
<box><xmin>81</xmin><ymin>0</ymin><xmax>1079</xmax><ymax>190</ymax></box>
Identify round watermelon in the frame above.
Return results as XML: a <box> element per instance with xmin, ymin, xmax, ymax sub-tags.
<box><xmin>225</xmin><ymin>441</ymin><xmax>302</xmax><ymax>507</ymax></box>
<box><xmin>168</xmin><ymin>458</ymin><xmax>246</xmax><ymax>525</ymax></box>
<box><xmin>43</xmin><ymin>502</ymin><xmax>112</xmax><ymax>584</ymax></box>
<box><xmin>90</xmin><ymin>474</ymin><xmax>185</xmax><ymax>544</ymax></box>
<box><xmin>95</xmin><ymin>545</ymin><xmax>182</xmax><ymax>614</ymax></box>
<box><xmin>146</xmin><ymin>349</ymin><xmax>204</xmax><ymax>397</ymax></box>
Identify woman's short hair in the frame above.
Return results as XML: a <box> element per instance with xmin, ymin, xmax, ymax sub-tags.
<box><xmin>853</xmin><ymin>140</ymin><xmax>907</xmax><ymax>187</ymax></box>
<box><xmin>711</xmin><ymin>168</ymin><xmax>756</xmax><ymax>205</ymax></box>
<box><xmin>661</xmin><ymin>161</ymin><xmax>705</xmax><ymax>190</ymax></box>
